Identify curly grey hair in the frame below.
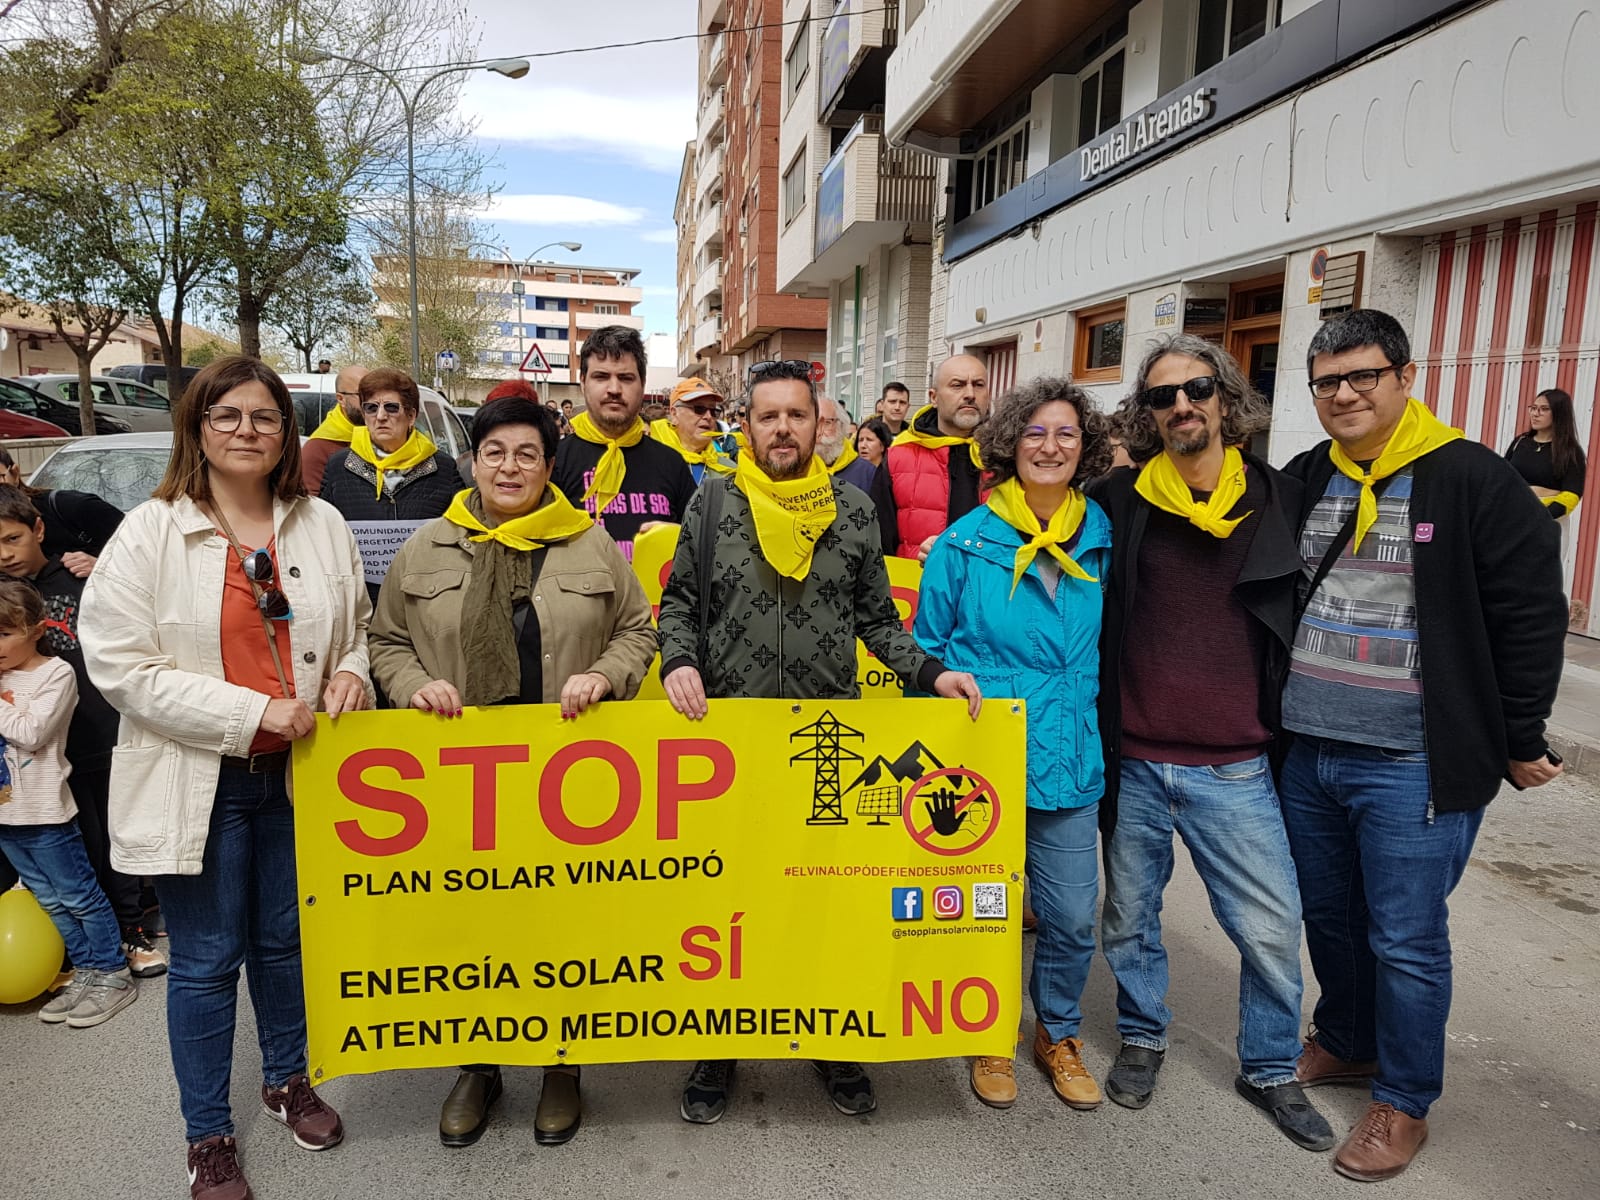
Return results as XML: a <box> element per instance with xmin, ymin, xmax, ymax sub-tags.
<box><xmin>977</xmin><ymin>376</ymin><xmax>1113</xmax><ymax>488</ymax></box>
<box><xmin>1113</xmin><ymin>333</ymin><xmax>1270</xmax><ymax>463</ymax></box>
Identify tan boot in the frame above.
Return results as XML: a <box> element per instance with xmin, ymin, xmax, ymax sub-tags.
<box><xmin>1334</xmin><ymin>1102</ymin><xmax>1428</xmax><ymax>1181</ymax></box>
<box><xmin>1296</xmin><ymin>1034</ymin><xmax>1378</xmax><ymax>1087</ymax></box>
<box><xmin>970</xmin><ymin>1056</ymin><xmax>1017</xmax><ymax>1108</ymax></box>
<box><xmin>1032</xmin><ymin>1022</ymin><xmax>1102</xmax><ymax>1110</ymax></box>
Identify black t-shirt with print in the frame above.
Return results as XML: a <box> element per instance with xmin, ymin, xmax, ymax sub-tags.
<box><xmin>551</xmin><ymin>435</ymin><xmax>696</xmax><ymax>562</ymax></box>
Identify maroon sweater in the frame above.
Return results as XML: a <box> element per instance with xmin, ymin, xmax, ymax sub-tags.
<box><xmin>1119</xmin><ymin>469</ymin><xmax>1272</xmax><ymax>765</ymax></box>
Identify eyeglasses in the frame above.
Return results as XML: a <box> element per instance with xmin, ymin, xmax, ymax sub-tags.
<box><xmin>748</xmin><ymin>359</ymin><xmax>813</xmax><ymax>380</ymax></box>
<box><xmin>361</xmin><ymin>401</ymin><xmax>405</xmax><ymax>417</ymax></box>
<box><xmin>1139</xmin><ymin>376</ymin><xmax>1218</xmax><ymax>409</ymax></box>
<box><xmin>477</xmin><ymin>445</ymin><xmax>545</xmax><ymax>470</ymax></box>
<box><xmin>335</xmin><ymin>389</ymin><xmax>360</xmax><ymax>399</ymax></box>
<box><xmin>675</xmin><ymin>402</ymin><xmax>723</xmax><ymax>419</ymax></box>
<box><xmin>206</xmin><ymin>406</ymin><xmax>285</xmax><ymax>435</ymax></box>
<box><xmin>242</xmin><ymin>549</ymin><xmax>292</xmax><ymax>620</ymax></box>
<box><xmin>1020</xmin><ymin>425</ymin><xmax>1082</xmax><ymax>447</ymax></box>
<box><xmin>1307</xmin><ymin>365</ymin><xmax>1403</xmax><ymax>400</ymax></box>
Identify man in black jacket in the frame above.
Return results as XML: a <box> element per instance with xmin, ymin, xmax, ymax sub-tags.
<box><xmin>1279</xmin><ymin>309</ymin><xmax>1566</xmax><ymax>1182</ymax></box>
<box><xmin>1088</xmin><ymin>335</ymin><xmax>1330</xmax><ymax>1151</ymax></box>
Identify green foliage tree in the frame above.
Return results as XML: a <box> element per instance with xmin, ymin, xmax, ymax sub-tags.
<box><xmin>262</xmin><ymin>253</ymin><xmax>373</xmax><ymax>370</ymax></box>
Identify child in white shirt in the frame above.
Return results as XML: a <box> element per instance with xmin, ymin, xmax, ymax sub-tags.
<box><xmin>0</xmin><ymin>579</ymin><xmax>136</xmax><ymax>1026</ymax></box>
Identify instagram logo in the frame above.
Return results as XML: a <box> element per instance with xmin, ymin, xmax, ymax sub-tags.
<box><xmin>932</xmin><ymin>886</ymin><xmax>963</xmax><ymax>919</ymax></box>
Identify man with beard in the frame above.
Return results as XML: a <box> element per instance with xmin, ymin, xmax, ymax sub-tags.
<box><xmin>302</xmin><ymin>363</ymin><xmax>368</xmax><ymax>495</ymax></box>
<box><xmin>657</xmin><ymin>358</ymin><xmax>981</xmax><ymax>1126</ymax></box>
<box><xmin>874</xmin><ymin>381</ymin><xmax>912</xmax><ymax>437</ymax></box>
<box><xmin>552</xmin><ymin>326</ymin><xmax>695</xmax><ymax>561</ymax></box>
<box><xmin>817</xmin><ymin>393</ymin><xmax>876</xmax><ymax>491</ymax></box>
<box><xmin>1088</xmin><ymin>334</ymin><xmax>1333</xmax><ymax>1151</ymax></box>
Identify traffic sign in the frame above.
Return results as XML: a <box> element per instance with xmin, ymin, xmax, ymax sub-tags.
<box><xmin>519</xmin><ymin>342</ymin><xmax>552</xmax><ymax>375</ymax></box>
<box><xmin>436</xmin><ymin>350</ymin><xmax>457</xmax><ymax>372</ymax></box>
<box><xmin>810</xmin><ymin>360</ymin><xmax>826</xmax><ymax>383</ymax></box>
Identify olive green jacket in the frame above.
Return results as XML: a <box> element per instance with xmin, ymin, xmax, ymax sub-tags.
<box><xmin>369</xmin><ymin>515</ymin><xmax>658</xmax><ymax>706</ymax></box>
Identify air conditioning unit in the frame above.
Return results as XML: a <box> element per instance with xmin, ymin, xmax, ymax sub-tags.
<box><xmin>737</xmin><ymin>218</ymin><xmax>748</xmax><ymax>235</ymax></box>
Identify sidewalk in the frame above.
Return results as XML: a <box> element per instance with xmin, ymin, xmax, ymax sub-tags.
<box><xmin>1548</xmin><ymin>634</ymin><xmax>1600</xmax><ymax>777</ymax></box>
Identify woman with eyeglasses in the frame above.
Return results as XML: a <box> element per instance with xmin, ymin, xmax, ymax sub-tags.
<box><xmin>1506</xmin><ymin>389</ymin><xmax>1586</xmax><ymax>546</ymax></box>
<box><xmin>79</xmin><ymin>355</ymin><xmax>372</xmax><ymax>1196</ymax></box>
<box><xmin>318</xmin><ymin>368</ymin><xmax>464</xmax><ymax>585</ymax></box>
<box><xmin>369</xmin><ymin>388</ymin><xmax>657</xmax><ymax>1150</ymax></box>
<box><xmin>913</xmin><ymin>377</ymin><xmax>1114</xmax><ymax>1112</ymax></box>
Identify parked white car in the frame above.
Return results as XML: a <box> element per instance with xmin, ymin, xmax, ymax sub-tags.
<box><xmin>279</xmin><ymin>372</ymin><xmax>474</xmax><ymax>466</ymax></box>
<box><xmin>26</xmin><ymin>433</ymin><xmax>176</xmax><ymax>511</ymax></box>
<box><xmin>15</xmin><ymin>374</ymin><xmax>173</xmax><ymax>432</ymax></box>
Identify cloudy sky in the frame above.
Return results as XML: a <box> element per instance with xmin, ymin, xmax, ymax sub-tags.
<box><xmin>456</xmin><ymin>0</ymin><xmax>697</xmax><ymax>343</ymax></box>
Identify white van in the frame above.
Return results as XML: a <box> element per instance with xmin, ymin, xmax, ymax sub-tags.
<box><xmin>278</xmin><ymin>372</ymin><xmax>473</xmax><ymax>465</ymax></box>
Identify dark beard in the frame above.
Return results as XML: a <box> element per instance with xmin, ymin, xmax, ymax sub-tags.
<box><xmin>592</xmin><ymin>409</ymin><xmax>637</xmax><ymax>437</ymax></box>
<box><xmin>756</xmin><ymin>443</ymin><xmax>808</xmax><ymax>480</ymax></box>
<box><xmin>1167</xmin><ymin>425</ymin><xmax>1211</xmax><ymax>456</ymax></box>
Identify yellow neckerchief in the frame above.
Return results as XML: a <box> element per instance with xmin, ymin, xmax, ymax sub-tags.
<box><xmin>650</xmin><ymin>418</ymin><xmax>734</xmax><ymax>475</ymax></box>
<box><xmin>1330</xmin><ymin>398</ymin><xmax>1462</xmax><ymax>552</ymax></box>
<box><xmin>733</xmin><ymin>452</ymin><xmax>837</xmax><ymax>580</ymax></box>
<box><xmin>443</xmin><ymin>485</ymin><xmax>592</xmax><ymax>551</ymax></box>
<box><xmin>571</xmin><ymin>410</ymin><xmax>646</xmax><ymax>512</ymax></box>
<box><xmin>825</xmin><ymin>439</ymin><xmax>860</xmax><ymax>476</ymax></box>
<box><xmin>309</xmin><ymin>405</ymin><xmax>356</xmax><ymax>444</ymax></box>
<box><xmin>984</xmin><ymin>477</ymin><xmax>1097</xmax><ymax>598</ymax></box>
<box><xmin>349</xmin><ymin>426</ymin><xmax>437</xmax><ymax>498</ymax></box>
<box><xmin>891</xmin><ymin>404</ymin><xmax>985</xmax><ymax>470</ymax></box>
<box><xmin>1135</xmin><ymin>444</ymin><xmax>1253</xmax><ymax>539</ymax></box>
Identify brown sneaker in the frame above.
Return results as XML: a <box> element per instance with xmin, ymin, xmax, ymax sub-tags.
<box><xmin>1297</xmin><ymin>1034</ymin><xmax>1378</xmax><ymax>1087</ymax></box>
<box><xmin>1334</xmin><ymin>1101</ymin><xmax>1428</xmax><ymax>1181</ymax></box>
<box><xmin>186</xmin><ymin>1135</ymin><xmax>252</xmax><ymax>1200</ymax></box>
<box><xmin>1031</xmin><ymin>1022</ymin><xmax>1102</xmax><ymax>1110</ymax></box>
<box><xmin>970</xmin><ymin>1056</ymin><xmax>1017</xmax><ymax>1108</ymax></box>
<box><xmin>261</xmin><ymin>1074</ymin><xmax>344</xmax><ymax>1150</ymax></box>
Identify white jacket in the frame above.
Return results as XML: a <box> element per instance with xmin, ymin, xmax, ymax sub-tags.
<box><xmin>81</xmin><ymin>494</ymin><xmax>372</xmax><ymax>874</ymax></box>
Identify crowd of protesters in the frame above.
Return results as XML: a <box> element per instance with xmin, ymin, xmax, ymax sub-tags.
<box><xmin>0</xmin><ymin>311</ymin><xmax>1569</xmax><ymax>1198</ymax></box>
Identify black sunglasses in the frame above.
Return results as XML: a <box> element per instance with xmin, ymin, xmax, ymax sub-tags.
<box><xmin>748</xmin><ymin>359</ymin><xmax>813</xmax><ymax>380</ymax></box>
<box><xmin>242</xmin><ymin>549</ymin><xmax>292</xmax><ymax>621</ymax></box>
<box><xmin>361</xmin><ymin>401</ymin><xmax>405</xmax><ymax>416</ymax></box>
<box><xmin>1139</xmin><ymin>375</ymin><xmax>1219</xmax><ymax>409</ymax></box>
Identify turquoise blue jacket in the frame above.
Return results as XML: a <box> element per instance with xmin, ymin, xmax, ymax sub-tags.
<box><xmin>914</xmin><ymin>499</ymin><xmax>1111</xmax><ymax>811</ymax></box>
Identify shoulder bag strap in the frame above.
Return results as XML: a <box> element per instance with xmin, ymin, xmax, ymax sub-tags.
<box><xmin>696</xmin><ymin>479</ymin><xmax>723</xmax><ymax>667</ymax></box>
<box><xmin>208</xmin><ymin>503</ymin><xmax>294</xmax><ymax>701</ymax></box>
<box><xmin>1297</xmin><ymin>473</ymin><xmax>1398</xmax><ymax>617</ymax></box>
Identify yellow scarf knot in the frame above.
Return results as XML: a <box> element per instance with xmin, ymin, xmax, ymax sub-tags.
<box><xmin>571</xmin><ymin>410</ymin><xmax>646</xmax><ymax>513</ymax></box>
<box><xmin>733</xmin><ymin>454</ymin><xmax>837</xmax><ymax>580</ymax></box>
<box><xmin>984</xmin><ymin>477</ymin><xmax>1097</xmax><ymax>598</ymax></box>
<box><xmin>892</xmin><ymin>405</ymin><xmax>984</xmax><ymax>471</ymax></box>
<box><xmin>1135</xmin><ymin>445</ymin><xmax>1253</xmax><ymax>538</ymax></box>
<box><xmin>650</xmin><ymin>418</ymin><xmax>734</xmax><ymax>475</ymax></box>
<box><xmin>443</xmin><ymin>485</ymin><xmax>592</xmax><ymax>552</ymax></box>
<box><xmin>1329</xmin><ymin>398</ymin><xmax>1462</xmax><ymax>552</ymax></box>
<box><xmin>350</xmin><ymin>426</ymin><xmax>437</xmax><ymax>499</ymax></box>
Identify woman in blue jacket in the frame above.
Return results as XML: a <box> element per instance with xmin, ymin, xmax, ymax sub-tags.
<box><xmin>915</xmin><ymin>376</ymin><xmax>1112</xmax><ymax>1114</ymax></box>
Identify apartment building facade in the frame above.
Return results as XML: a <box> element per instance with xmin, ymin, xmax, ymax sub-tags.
<box><xmin>886</xmin><ymin>0</ymin><xmax>1600</xmax><ymax>632</ymax></box>
<box><xmin>674</xmin><ymin>141</ymin><xmax>700</xmax><ymax>378</ymax></box>
<box><xmin>689</xmin><ymin>0</ymin><xmax>828</xmax><ymax>388</ymax></box>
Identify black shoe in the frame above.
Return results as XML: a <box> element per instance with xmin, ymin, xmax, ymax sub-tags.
<box><xmin>440</xmin><ymin>1067</ymin><xmax>502</xmax><ymax>1147</ymax></box>
<box><xmin>1106</xmin><ymin>1044</ymin><xmax>1164</xmax><ymax>1110</ymax></box>
<box><xmin>813</xmin><ymin>1060</ymin><xmax>876</xmax><ymax>1116</ymax></box>
<box><xmin>681</xmin><ymin>1059</ymin><xmax>735</xmax><ymax>1124</ymax></box>
<box><xmin>1234</xmin><ymin>1076</ymin><xmax>1337</xmax><ymax>1151</ymax></box>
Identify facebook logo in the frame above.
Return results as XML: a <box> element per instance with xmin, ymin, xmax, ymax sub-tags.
<box><xmin>891</xmin><ymin>887</ymin><xmax>923</xmax><ymax>921</ymax></box>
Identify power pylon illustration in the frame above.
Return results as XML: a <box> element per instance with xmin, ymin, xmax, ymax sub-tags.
<box><xmin>789</xmin><ymin>710</ymin><xmax>865</xmax><ymax>826</ymax></box>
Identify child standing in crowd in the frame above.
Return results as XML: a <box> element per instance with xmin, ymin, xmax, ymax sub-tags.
<box><xmin>0</xmin><ymin>485</ymin><xmax>164</xmax><ymax>977</ymax></box>
<box><xmin>0</xmin><ymin>578</ymin><xmax>137</xmax><ymax>1026</ymax></box>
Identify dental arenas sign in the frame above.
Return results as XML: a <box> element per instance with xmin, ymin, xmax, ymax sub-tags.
<box><xmin>1079</xmin><ymin>87</ymin><xmax>1217</xmax><ymax>183</ymax></box>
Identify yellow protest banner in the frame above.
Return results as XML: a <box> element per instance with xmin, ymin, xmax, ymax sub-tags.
<box><xmin>293</xmin><ymin>699</ymin><xmax>1025</xmax><ymax>1083</ymax></box>
<box><xmin>629</xmin><ymin>524</ymin><xmax>923</xmax><ymax>699</ymax></box>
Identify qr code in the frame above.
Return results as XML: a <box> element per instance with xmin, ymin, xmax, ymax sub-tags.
<box><xmin>972</xmin><ymin>883</ymin><xmax>1008</xmax><ymax>919</ymax></box>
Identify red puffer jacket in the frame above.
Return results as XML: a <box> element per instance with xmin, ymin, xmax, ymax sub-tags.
<box><xmin>887</xmin><ymin>440</ymin><xmax>952</xmax><ymax>557</ymax></box>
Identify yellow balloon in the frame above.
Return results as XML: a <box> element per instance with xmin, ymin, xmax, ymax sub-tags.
<box><xmin>0</xmin><ymin>888</ymin><xmax>67</xmax><ymax>1004</ymax></box>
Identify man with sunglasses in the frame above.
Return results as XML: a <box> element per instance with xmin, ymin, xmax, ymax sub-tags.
<box><xmin>651</xmin><ymin>377</ymin><xmax>738</xmax><ymax>484</ymax></box>
<box><xmin>552</xmin><ymin>326</ymin><xmax>695</xmax><ymax>561</ymax></box>
<box><xmin>1278</xmin><ymin>309</ymin><xmax>1566</xmax><ymax>1182</ymax></box>
<box><xmin>1090</xmin><ymin>333</ymin><xmax>1330</xmax><ymax>1151</ymax></box>
<box><xmin>302</xmin><ymin>363</ymin><xmax>368</xmax><ymax>495</ymax></box>
<box><xmin>871</xmin><ymin>355</ymin><xmax>991</xmax><ymax>561</ymax></box>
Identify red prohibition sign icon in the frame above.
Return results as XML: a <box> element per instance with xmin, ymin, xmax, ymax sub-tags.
<box><xmin>903</xmin><ymin>767</ymin><xmax>1001</xmax><ymax>857</ymax></box>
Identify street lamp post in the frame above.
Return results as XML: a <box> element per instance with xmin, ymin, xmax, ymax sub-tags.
<box><xmin>288</xmin><ymin>46</ymin><xmax>530</xmax><ymax>380</ymax></box>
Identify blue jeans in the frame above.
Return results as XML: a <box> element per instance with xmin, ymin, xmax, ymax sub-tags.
<box><xmin>156</xmin><ymin>766</ymin><xmax>307</xmax><ymax>1143</ymax></box>
<box><xmin>1101</xmin><ymin>756</ymin><xmax>1305</xmax><ymax>1085</ymax></box>
<box><xmin>1279</xmin><ymin>736</ymin><xmax>1483</xmax><ymax>1119</ymax></box>
<box><xmin>0</xmin><ymin>819</ymin><xmax>124</xmax><ymax>972</ymax></box>
<box><xmin>1025</xmin><ymin>803</ymin><xmax>1099</xmax><ymax>1042</ymax></box>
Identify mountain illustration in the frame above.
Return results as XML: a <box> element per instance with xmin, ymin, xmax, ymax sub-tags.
<box><xmin>844</xmin><ymin>740</ymin><xmax>946</xmax><ymax>793</ymax></box>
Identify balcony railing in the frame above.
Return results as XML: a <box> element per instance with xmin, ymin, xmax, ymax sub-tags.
<box><xmin>693</xmin><ymin>313</ymin><xmax>723</xmax><ymax>356</ymax></box>
<box><xmin>693</xmin><ymin>201</ymin><xmax>724</xmax><ymax>254</ymax></box>
<box><xmin>706</xmin><ymin>30</ymin><xmax>728</xmax><ymax>84</ymax></box>
<box><xmin>697</xmin><ymin>87</ymin><xmax>725</xmax><ymax>146</ymax></box>
<box><xmin>818</xmin><ymin>0</ymin><xmax>898</xmax><ymax>123</ymax></box>
<box><xmin>696</xmin><ymin>141</ymin><xmax>725</xmax><ymax>199</ymax></box>
<box><xmin>692</xmin><ymin>257</ymin><xmax>724</xmax><ymax>307</ymax></box>
<box><xmin>815</xmin><ymin>115</ymin><xmax>938</xmax><ymax>259</ymax></box>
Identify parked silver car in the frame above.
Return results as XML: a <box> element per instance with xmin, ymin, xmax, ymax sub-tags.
<box><xmin>26</xmin><ymin>433</ymin><xmax>175</xmax><ymax>511</ymax></box>
<box><xmin>15</xmin><ymin>374</ymin><xmax>174</xmax><ymax>432</ymax></box>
